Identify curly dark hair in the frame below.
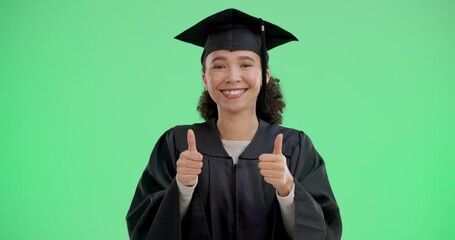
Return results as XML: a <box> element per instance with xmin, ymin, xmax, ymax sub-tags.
<box><xmin>197</xmin><ymin>76</ymin><xmax>286</xmax><ymax>124</ymax></box>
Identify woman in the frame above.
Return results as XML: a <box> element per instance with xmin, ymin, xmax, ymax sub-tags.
<box><xmin>126</xmin><ymin>8</ymin><xmax>342</xmax><ymax>240</ymax></box>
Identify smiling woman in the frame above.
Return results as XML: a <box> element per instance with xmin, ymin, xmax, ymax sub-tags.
<box><xmin>203</xmin><ymin>50</ymin><xmax>266</xmax><ymax>121</ymax></box>
<box><xmin>126</xmin><ymin>8</ymin><xmax>342</xmax><ymax>240</ymax></box>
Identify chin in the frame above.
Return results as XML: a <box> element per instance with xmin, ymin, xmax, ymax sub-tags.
<box><xmin>218</xmin><ymin>104</ymin><xmax>256</xmax><ymax>116</ymax></box>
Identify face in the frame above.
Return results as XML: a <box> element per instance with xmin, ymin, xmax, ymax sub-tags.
<box><xmin>202</xmin><ymin>50</ymin><xmax>270</xmax><ymax>116</ymax></box>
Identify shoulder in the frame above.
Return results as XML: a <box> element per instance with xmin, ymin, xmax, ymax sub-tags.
<box><xmin>259</xmin><ymin>120</ymin><xmax>311</xmax><ymax>157</ymax></box>
<box><xmin>171</xmin><ymin>121</ymin><xmax>212</xmax><ymax>136</ymax></box>
<box><xmin>260</xmin><ymin>119</ymin><xmax>306</xmax><ymax>138</ymax></box>
<box><xmin>162</xmin><ymin>120</ymin><xmax>215</xmax><ymax>153</ymax></box>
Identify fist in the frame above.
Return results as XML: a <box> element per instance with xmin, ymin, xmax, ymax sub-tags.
<box><xmin>176</xmin><ymin>129</ymin><xmax>203</xmax><ymax>187</ymax></box>
<box><xmin>258</xmin><ymin>134</ymin><xmax>294</xmax><ymax>196</ymax></box>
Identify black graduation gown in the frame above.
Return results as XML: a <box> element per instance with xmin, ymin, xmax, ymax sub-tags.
<box><xmin>126</xmin><ymin>119</ymin><xmax>342</xmax><ymax>240</ymax></box>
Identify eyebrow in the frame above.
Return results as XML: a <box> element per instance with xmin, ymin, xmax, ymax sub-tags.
<box><xmin>238</xmin><ymin>56</ymin><xmax>256</xmax><ymax>62</ymax></box>
<box><xmin>210</xmin><ymin>55</ymin><xmax>256</xmax><ymax>63</ymax></box>
<box><xmin>211</xmin><ymin>56</ymin><xmax>227</xmax><ymax>63</ymax></box>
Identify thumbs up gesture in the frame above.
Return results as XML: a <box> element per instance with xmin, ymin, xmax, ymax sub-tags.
<box><xmin>258</xmin><ymin>134</ymin><xmax>294</xmax><ymax>197</ymax></box>
<box><xmin>176</xmin><ymin>129</ymin><xmax>204</xmax><ymax>187</ymax></box>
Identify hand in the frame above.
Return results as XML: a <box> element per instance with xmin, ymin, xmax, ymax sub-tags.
<box><xmin>176</xmin><ymin>129</ymin><xmax>203</xmax><ymax>187</ymax></box>
<box><xmin>258</xmin><ymin>134</ymin><xmax>294</xmax><ymax>196</ymax></box>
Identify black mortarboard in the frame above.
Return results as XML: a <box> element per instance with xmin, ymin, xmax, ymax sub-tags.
<box><xmin>175</xmin><ymin>8</ymin><xmax>298</xmax><ymax>110</ymax></box>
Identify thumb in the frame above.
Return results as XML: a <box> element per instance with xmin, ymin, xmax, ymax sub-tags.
<box><xmin>187</xmin><ymin>129</ymin><xmax>197</xmax><ymax>152</ymax></box>
<box><xmin>273</xmin><ymin>133</ymin><xmax>283</xmax><ymax>155</ymax></box>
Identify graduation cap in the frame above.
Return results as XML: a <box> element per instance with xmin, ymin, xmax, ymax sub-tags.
<box><xmin>175</xmin><ymin>8</ymin><xmax>298</xmax><ymax>109</ymax></box>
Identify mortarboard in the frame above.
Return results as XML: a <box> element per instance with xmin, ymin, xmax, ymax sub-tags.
<box><xmin>175</xmin><ymin>8</ymin><xmax>298</xmax><ymax>110</ymax></box>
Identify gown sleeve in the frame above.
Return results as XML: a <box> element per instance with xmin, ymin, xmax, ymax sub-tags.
<box><xmin>125</xmin><ymin>129</ymin><xmax>182</xmax><ymax>240</ymax></box>
<box><xmin>289</xmin><ymin>131</ymin><xmax>342</xmax><ymax>240</ymax></box>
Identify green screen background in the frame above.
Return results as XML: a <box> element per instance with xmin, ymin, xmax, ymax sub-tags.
<box><xmin>1</xmin><ymin>0</ymin><xmax>454</xmax><ymax>239</ymax></box>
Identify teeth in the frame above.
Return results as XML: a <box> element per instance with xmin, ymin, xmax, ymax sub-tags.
<box><xmin>222</xmin><ymin>89</ymin><xmax>245</xmax><ymax>96</ymax></box>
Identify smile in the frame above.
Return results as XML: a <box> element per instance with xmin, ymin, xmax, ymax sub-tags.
<box><xmin>220</xmin><ymin>88</ymin><xmax>247</xmax><ymax>99</ymax></box>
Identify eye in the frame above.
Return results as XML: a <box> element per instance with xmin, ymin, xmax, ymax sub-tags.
<box><xmin>240</xmin><ymin>63</ymin><xmax>253</xmax><ymax>68</ymax></box>
<box><xmin>211</xmin><ymin>64</ymin><xmax>225</xmax><ymax>70</ymax></box>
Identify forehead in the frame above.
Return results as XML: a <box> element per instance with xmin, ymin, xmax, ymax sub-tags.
<box><xmin>204</xmin><ymin>50</ymin><xmax>260</xmax><ymax>63</ymax></box>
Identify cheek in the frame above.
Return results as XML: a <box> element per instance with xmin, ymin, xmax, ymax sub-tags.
<box><xmin>247</xmin><ymin>72</ymin><xmax>262</xmax><ymax>87</ymax></box>
<box><xmin>205</xmin><ymin>73</ymin><xmax>224</xmax><ymax>88</ymax></box>
<box><xmin>204</xmin><ymin>79</ymin><xmax>220</xmax><ymax>96</ymax></box>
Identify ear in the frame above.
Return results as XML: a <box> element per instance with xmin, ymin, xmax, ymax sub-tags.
<box><xmin>202</xmin><ymin>74</ymin><xmax>208</xmax><ymax>90</ymax></box>
<box><xmin>266</xmin><ymin>69</ymin><xmax>271</xmax><ymax>83</ymax></box>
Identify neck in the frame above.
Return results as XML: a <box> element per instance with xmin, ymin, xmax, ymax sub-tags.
<box><xmin>217</xmin><ymin>109</ymin><xmax>259</xmax><ymax>141</ymax></box>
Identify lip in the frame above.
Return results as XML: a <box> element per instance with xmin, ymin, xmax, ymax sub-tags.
<box><xmin>220</xmin><ymin>88</ymin><xmax>247</xmax><ymax>99</ymax></box>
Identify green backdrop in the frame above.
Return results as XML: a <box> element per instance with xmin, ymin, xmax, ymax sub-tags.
<box><xmin>1</xmin><ymin>0</ymin><xmax>454</xmax><ymax>239</ymax></box>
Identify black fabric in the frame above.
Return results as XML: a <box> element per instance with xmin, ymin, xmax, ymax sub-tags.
<box><xmin>174</xmin><ymin>8</ymin><xmax>298</xmax><ymax>59</ymax></box>
<box><xmin>126</xmin><ymin>119</ymin><xmax>342</xmax><ymax>239</ymax></box>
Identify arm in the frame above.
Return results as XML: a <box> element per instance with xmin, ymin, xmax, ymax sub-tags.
<box><xmin>126</xmin><ymin>130</ymin><xmax>182</xmax><ymax>240</ymax></box>
<box><xmin>176</xmin><ymin>178</ymin><xmax>197</xmax><ymax>219</ymax></box>
<box><xmin>290</xmin><ymin>132</ymin><xmax>342</xmax><ymax>240</ymax></box>
<box><xmin>276</xmin><ymin>183</ymin><xmax>296</xmax><ymax>239</ymax></box>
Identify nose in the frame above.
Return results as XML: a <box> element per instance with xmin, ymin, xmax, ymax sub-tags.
<box><xmin>226</xmin><ymin>67</ymin><xmax>241</xmax><ymax>83</ymax></box>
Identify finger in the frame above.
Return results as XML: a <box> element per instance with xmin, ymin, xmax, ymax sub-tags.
<box><xmin>181</xmin><ymin>151</ymin><xmax>203</xmax><ymax>161</ymax></box>
<box><xmin>258</xmin><ymin>162</ymin><xmax>281</xmax><ymax>170</ymax></box>
<box><xmin>187</xmin><ymin>129</ymin><xmax>197</xmax><ymax>152</ymax></box>
<box><xmin>178</xmin><ymin>158</ymin><xmax>203</xmax><ymax>169</ymax></box>
<box><xmin>179</xmin><ymin>168</ymin><xmax>202</xmax><ymax>175</ymax></box>
<box><xmin>179</xmin><ymin>174</ymin><xmax>198</xmax><ymax>179</ymax></box>
<box><xmin>259</xmin><ymin>153</ymin><xmax>279</xmax><ymax>162</ymax></box>
<box><xmin>260</xmin><ymin>169</ymin><xmax>283</xmax><ymax>178</ymax></box>
<box><xmin>273</xmin><ymin>133</ymin><xmax>283</xmax><ymax>155</ymax></box>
